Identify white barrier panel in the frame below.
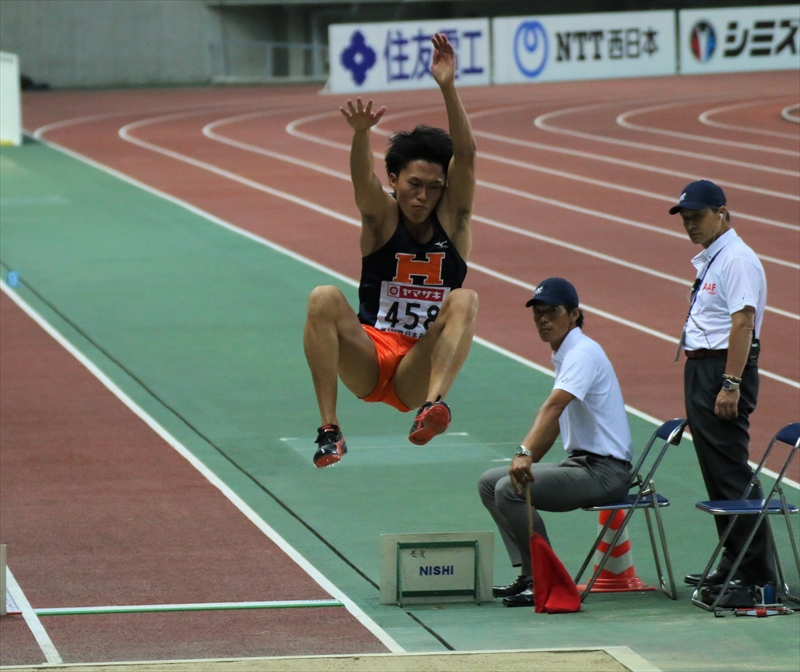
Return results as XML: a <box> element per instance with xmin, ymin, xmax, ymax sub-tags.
<box><xmin>328</xmin><ymin>19</ymin><xmax>490</xmax><ymax>94</ymax></box>
<box><xmin>0</xmin><ymin>52</ymin><xmax>22</xmax><ymax>146</ymax></box>
<box><xmin>493</xmin><ymin>11</ymin><xmax>676</xmax><ymax>84</ymax></box>
<box><xmin>679</xmin><ymin>5</ymin><xmax>800</xmax><ymax>74</ymax></box>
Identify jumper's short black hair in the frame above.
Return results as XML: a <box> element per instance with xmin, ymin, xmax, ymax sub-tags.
<box><xmin>384</xmin><ymin>124</ymin><xmax>453</xmax><ymax>178</ymax></box>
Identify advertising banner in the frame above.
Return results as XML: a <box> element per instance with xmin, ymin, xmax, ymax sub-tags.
<box><xmin>679</xmin><ymin>5</ymin><xmax>800</xmax><ymax>74</ymax></box>
<box><xmin>492</xmin><ymin>11</ymin><xmax>676</xmax><ymax>84</ymax></box>
<box><xmin>328</xmin><ymin>19</ymin><xmax>490</xmax><ymax>94</ymax></box>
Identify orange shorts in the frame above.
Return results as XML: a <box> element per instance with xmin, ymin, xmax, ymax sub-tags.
<box><xmin>360</xmin><ymin>325</ymin><xmax>418</xmax><ymax>412</ymax></box>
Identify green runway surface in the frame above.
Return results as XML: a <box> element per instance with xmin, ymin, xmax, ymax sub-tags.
<box><xmin>1</xmin><ymin>140</ymin><xmax>798</xmax><ymax>672</ymax></box>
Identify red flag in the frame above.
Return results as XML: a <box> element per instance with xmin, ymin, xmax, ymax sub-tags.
<box><xmin>530</xmin><ymin>532</ymin><xmax>581</xmax><ymax>613</ymax></box>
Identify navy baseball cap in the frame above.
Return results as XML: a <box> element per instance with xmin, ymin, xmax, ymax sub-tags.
<box><xmin>669</xmin><ymin>180</ymin><xmax>726</xmax><ymax>214</ymax></box>
<box><xmin>525</xmin><ymin>277</ymin><xmax>579</xmax><ymax>308</ymax></box>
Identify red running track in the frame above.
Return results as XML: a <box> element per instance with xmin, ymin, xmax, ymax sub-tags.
<box><xmin>0</xmin><ymin>292</ymin><xmax>392</xmax><ymax>665</ymax></box>
<box><xmin>20</xmin><ymin>71</ymin><xmax>800</xmax><ymax>483</ymax></box>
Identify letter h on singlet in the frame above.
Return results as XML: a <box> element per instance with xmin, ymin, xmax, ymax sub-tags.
<box><xmin>393</xmin><ymin>253</ymin><xmax>445</xmax><ymax>285</ymax></box>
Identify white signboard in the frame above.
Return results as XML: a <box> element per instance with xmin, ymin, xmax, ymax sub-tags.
<box><xmin>398</xmin><ymin>543</ymin><xmax>476</xmax><ymax>596</ymax></box>
<box><xmin>493</xmin><ymin>11</ymin><xmax>676</xmax><ymax>84</ymax></box>
<box><xmin>679</xmin><ymin>5</ymin><xmax>800</xmax><ymax>74</ymax></box>
<box><xmin>328</xmin><ymin>19</ymin><xmax>490</xmax><ymax>94</ymax></box>
<box><xmin>0</xmin><ymin>52</ymin><xmax>22</xmax><ymax>146</ymax></box>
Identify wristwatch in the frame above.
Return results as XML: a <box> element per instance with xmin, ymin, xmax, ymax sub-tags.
<box><xmin>515</xmin><ymin>446</ymin><xmax>533</xmax><ymax>458</ymax></box>
<box><xmin>721</xmin><ymin>377</ymin><xmax>740</xmax><ymax>392</ymax></box>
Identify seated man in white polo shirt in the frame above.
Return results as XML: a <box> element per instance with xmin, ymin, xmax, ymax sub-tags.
<box><xmin>478</xmin><ymin>277</ymin><xmax>633</xmax><ymax>607</ymax></box>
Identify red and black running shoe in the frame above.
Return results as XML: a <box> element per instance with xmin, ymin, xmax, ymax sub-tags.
<box><xmin>408</xmin><ymin>398</ymin><xmax>451</xmax><ymax>445</ymax></box>
<box><xmin>313</xmin><ymin>424</ymin><xmax>348</xmax><ymax>468</ymax></box>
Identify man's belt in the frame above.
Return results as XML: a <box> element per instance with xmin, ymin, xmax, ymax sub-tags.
<box><xmin>685</xmin><ymin>349</ymin><xmax>728</xmax><ymax>359</ymax></box>
<box><xmin>685</xmin><ymin>340</ymin><xmax>760</xmax><ymax>365</ymax></box>
<box><xmin>569</xmin><ymin>450</ymin><xmax>632</xmax><ymax>470</ymax></box>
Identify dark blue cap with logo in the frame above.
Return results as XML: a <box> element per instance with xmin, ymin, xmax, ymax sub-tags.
<box><xmin>525</xmin><ymin>277</ymin><xmax>579</xmax><ymax>308</ymax></box>
<box><xmin>669</xmin><ymin>180</ymin><xmax>726</xmax><ymax>214</ymax></box>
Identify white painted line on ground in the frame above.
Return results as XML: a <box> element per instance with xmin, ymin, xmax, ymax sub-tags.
<box><xmin>699</xmin><ymin>100</ymin><xmax>800</xmax><ymax>140</ymax></box>
<box><xmin>39</xmin><ymin>121</ymin><xmax>800</xmax><ymax>385</ymax></box>
<box><xmin>782</xmin><ymin>104</ymin><xmax>800</xmax><ymax>124</ymax></box>
<box><xmin>6</xmin><ymin>647</ymin><xmax>662</xmax><ymax>672</ymax></box>
<box><xmin>18</xmin><ymin>136</ymin><xmax>798</xmax><ymax>483</ymax></box>
<box><xmin>617</xmin><ymin>100</ymin><xmax>800</xmax><ymax>157</ymax></box>
<box><xmin>536</xmin><ymin>104</ymin><xmax>800</xmax><ymax>179</ymax></box>
<box><xmin>145</xmin><ymin>117</ymin><xmax>800</xmax><ymax>343</ymax></box>
<box><xmin>0</xmin><ymin>279</ymin><xmax>404</xmax><ymax>655</ymax></box>
<box><xmin>35</xmin><ymin>599</ymin><xmax>343</xmax><ymax>616</ymax></box>
<box><xmin>5</xmin><ymin>567</ymin><xmax>62</xmax><ymax>664</ymax></box>
<box><xmin>604</xmin><ymin>645</ymin><xmax>662</xmax><ymax>672</ymax></box>
<box><xmin>376</xmin><ymin>101</ymin><xmax>796</xmax><ymax>211</ymax></box>
<box><xmin>289</xmin><ymin>112</ymin><xmax>800</xmax><ymax>294</ymax></box>
<box><xmin>287</xmin><ymin>108</ymin><xmax>800</xmax><ymax>262</ymax></box>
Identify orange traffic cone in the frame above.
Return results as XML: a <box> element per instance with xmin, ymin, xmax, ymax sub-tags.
<box><xmin>578</xmin><ymin>510</ymin><xmax>654</xmax><ymax>593</ymax></box>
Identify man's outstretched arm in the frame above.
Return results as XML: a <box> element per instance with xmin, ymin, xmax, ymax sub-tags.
<box><xmin>509</xmin><ymin>389</ymin><xmax>575</xmax><ymax>493</ymax></box>
<box><xmin>340</xmin><ymin>98</ymin><xmax>391</xmax><ymax>253</ymax></box>
<box><xmin>431</xmin><ymin>33</ymin><xmax>476</xmax><ymax>260</ymax></box>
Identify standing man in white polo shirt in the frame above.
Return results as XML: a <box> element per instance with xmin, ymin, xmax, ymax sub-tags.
<box><xmin>670</xmin><ymin>180</ymin><xmax>775</xmax><ymax>597</ymax></box>
<box><xmin>478</xmin><ymin>278</ymin><xmax>633</xmax><ymax>607</ymax></box>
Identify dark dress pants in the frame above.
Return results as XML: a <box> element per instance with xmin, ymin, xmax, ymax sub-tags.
<box><xmin>684</xmin><ymin>356</ymin><xmax>776</xmax><ymax>583</ymax></box>
<box><xmin>478</xmin><ymin>453</ymin><xmax>630</xmax><ymax>579</ymax></box>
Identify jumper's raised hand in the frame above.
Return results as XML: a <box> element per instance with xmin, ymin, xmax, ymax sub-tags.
<box><xmin>339</xmin><ymin>97</ymin><xmax>386</xmax><ymax>132</ymax></box>
<box><xmin>430</xmin><ymin>32</ymin><xmax>456</xmax><ymax>87</ymax></box>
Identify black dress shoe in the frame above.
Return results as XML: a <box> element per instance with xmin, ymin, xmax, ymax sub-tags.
<box><xmin>503</xmin><ymin>588</ymin><xmax>534</xmax><ymax>607</ymax></box>
<box><xmin>493</xmin><ymin>575</ymin><xmax>532</xmax><ymax>598</ymax></box>
<box><xmin>699</xmin><ymin>580</ymin><xmax>755</xmax><ymax>608</ymax></box>
<box><xmin>684</xmin><ymin>568</ymin><xmax>730</xmax><ymax>586</ymax></box>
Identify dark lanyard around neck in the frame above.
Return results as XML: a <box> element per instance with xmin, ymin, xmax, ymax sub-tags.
<box><xmin>686</xmin><ymin>250</ymin><xmax>722</xmax><ymax>322</ymax></box>
<box><xmin>675</xmin><ymin>250</ymin><xmax>722</xmax><ymax>361</ymax></box>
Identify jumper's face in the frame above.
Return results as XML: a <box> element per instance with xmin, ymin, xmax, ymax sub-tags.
<box><xmin>679</xmin><ymin>207</ymin><xmax>727</xmax><ymax>248</ymax></box>
<box><xmin>389</xmin><ymin>160</ymin><xmax>446</xmax><ymax>225</ymax></box>
<box><xmin>531</xmin><ymin>303</ymin><xmax>578</xmax><ymax>351</ymax></box>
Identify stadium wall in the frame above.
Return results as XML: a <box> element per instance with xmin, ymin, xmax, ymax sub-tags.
<box><xmin>0</xmin><ymin>0</ymin><xmax>793</xmax><ymax>88</ymax></box>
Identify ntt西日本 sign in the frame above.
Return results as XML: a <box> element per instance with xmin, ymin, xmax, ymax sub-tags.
<box><xmin>328</xmin><ymin>18</ymin><xmax>490</xmax><ymax>93</ymax></box>
<box><xmin>492</xmin><ymin>11</ymin><xmax>676</xmax><ymax>84</ymax></box>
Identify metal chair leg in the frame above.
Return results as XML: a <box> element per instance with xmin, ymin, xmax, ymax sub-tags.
<box><xmin>647</xmin><ymin>501</ymin><xmax>676</xmax><ymax>599</ymax></box>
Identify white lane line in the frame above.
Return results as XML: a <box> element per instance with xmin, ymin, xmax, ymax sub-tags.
<box><xmin>470</xmin><ymin>132</ymin><xmax>800</xmax><ymax>233</ymax></box>
<box><xmin>284</xmin><ymin>107</ymin><xmax>800</xmax><ymax>242</ymax></box>
<box><xmin>284</xmin><ymin>112</ymin><xmax>800</xmax><ymax>272</ymax></box>
<box><xmin>283</xmin><ymin>112</ymin><xmax>800</xmax><ymax>296</ymax></box>
<box><xmin>783</xmin><ymin>104</ymin><xmax>800</xmax><ymax>124</ymax></box>
<box><xmin>536</xmin><ymin>104</ymin><xmax>800</xmax><ymax>178</ymax></box>
<box><xmin>699</xmin><ymin>100</ymin><xmax>800</xmax><ymax>140</ymax></box>
<box><xmin>120</xmin><ymin>116</ymin><xmax>800</xmax><ymax>369</ymax></box>
<box><xmin>36</xmin><ymin>122</ymin><xmax>800</xmax><ymax>385</ymax></box>
<box><xmin>344</xmin><ymin>103</ymin><xmax>800</xmax><ymax>231</ymax></box>
<box><xmin>125</xmin><ymin>113</ymin><xmax>800</xmax><ymax>336</ymax></box>
<box><xmin>30</xmin><ymin>97</ymin><xmax>313</xmax><ymax>138</ymax></box>
<box><xmin>5</xmin><ymin>567</ymin><xmax>63</xmax><ymax>664</ymax></box>
<box><xmin>35</xmin><ymin>600</ymin><xmax>344</xmax><ymax>616</ymax></box>
<box><xmin>617</xmin><ymin>100</ymin><xmax>800</xmax><ymax>156</ymax></box>
<box><xmin>0</xmin><ymin>278</ymin><xmax>403</xmax><ymax>655</ymax></box>
<box><xmin>10</xmin><ymin>136</ymin><xmax>800</xmax><ymax>485</ymax></box>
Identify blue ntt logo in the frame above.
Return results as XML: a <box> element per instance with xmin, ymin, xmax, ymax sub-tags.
<box><xmin>6</xmin><ymin>271</ymin><xmax>19</xmax><ymax>288</ymax></box>
<box><xmin>514</xmin><ymin>20</ymin><xmax>548</xmax><ymax>78</ymax></box>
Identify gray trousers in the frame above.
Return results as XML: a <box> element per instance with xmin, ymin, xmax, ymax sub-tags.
<box><xmin>478</xmin><ymin>453</ymin><xmax>631</xmax><ymax>578</ymax></box>
<box><xmin>684</xmin><ymin>356</ymin><xmax>776</xmax><ymax>583</ymax></box>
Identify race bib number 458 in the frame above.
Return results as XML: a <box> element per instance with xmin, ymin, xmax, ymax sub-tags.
<box><xmin>375</xmin><ymin>282</ymin><xmax>448</xmax><ymax>338</ymax></box>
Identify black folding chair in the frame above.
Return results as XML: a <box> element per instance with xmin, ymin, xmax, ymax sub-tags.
<box><xmin>691</xmin><ymin>422</ymin><xmax>800</xmax><ymax>611</ymax></box>
<box><xmin>574</xmin><ymin>418</ymin><xmax>688</xmax><ymax>601</ymax></box>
